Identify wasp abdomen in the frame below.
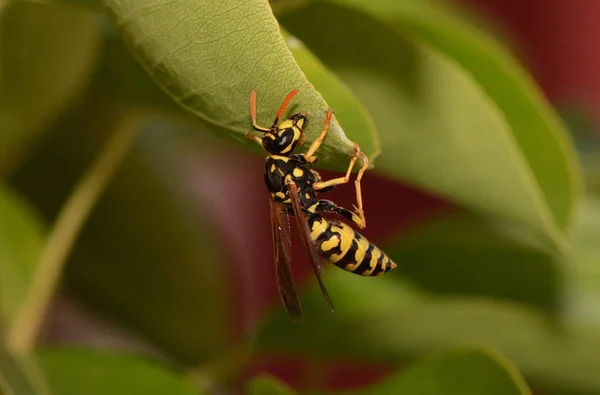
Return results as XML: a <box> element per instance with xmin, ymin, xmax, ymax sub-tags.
<box><xmin>309</xmin><ymin>216</ymin><xmax>396</xmax><ymax>276</ymax></box>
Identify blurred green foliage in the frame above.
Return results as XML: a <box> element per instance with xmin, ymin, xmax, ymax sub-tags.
<box><xmin>247</xmin><ymin>374</ymin><xmax>299</xmax><ymax>395</ymax></box>
<box><xmin>334</xmin><ymin>349</ymin><xmax>531</xmax><ymax>395</ymax></box>
<box><xmin>37</xmin><ymin>347</ymin><xmax>201</xmax><ymax>395</ymax></box>
<box><xmin>0</xmin><ymin>0</ymin><xmax>596</xmax><ymax>394</ymax></box>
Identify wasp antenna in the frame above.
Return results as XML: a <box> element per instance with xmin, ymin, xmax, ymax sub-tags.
<box><xmin>324</xmin><ymin>108</ymin><xmax>333</xmax><ymax>128</ymax></box>
<box><xmin>250</xmin><ymin>91</ymin><xmax>271</xmax><ymax>133</ymax></box>
<box><xmin>250</xmin><ymin>90</ymin><xmax>258</xmax><ymax>125</ymax></box>
<box><xmin>274</xmin><ymin>89</ymin><xmax>300</xmax><ymax>125</ymax></box>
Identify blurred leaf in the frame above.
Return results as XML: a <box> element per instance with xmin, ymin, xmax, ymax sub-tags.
<box><xmin>247</xmin><ymin>374</ymin><xmax>298</xmax><ymax>395</ymax></box>
<box><xmin>337</xmin><ymin>348</ymin><xmax>530</xmax><ymax>395</ymax></box>
<box><xmin>91</xmin><ymin>27</ymin><xmax>181</xmax><ymax>111</ymax></box>
<box><xmin>7</xmin><ymin>114</ymin><xmax>139</xmax><ymax>353</ymax></box>
<box><xmin>38</xmin><ymin>347</ymin><xmax>200</xmax><ymax>395</ymax></box>
<box><xmin>383</xmin><ymin>213</ymin><xmax>561</xmax><ymax>311</ymax></box>
<box><xmin>564</xmin><ymin>198</ymin><xmax>600</xmax><ymax>327</ymax></box>
<box><xmin>0</xmin><ymin>1</ymin><xmax>101</xmax><ymax>175</ymax></box>
<box><xmin>326</xmin><ymin>0</ymin><xmax>582</xmax><ymax>233</ymax></box>
<box><xmin>561</xmin><ymin>104</ymin><xmax>600</xmax><ymax>197</ymax></box>
<box><xmin>578</xmin><ymin>153</ymin><xmax>600</xmax><ymax>198</ymax></box>
<box><xmin>279</xmin><ymin>2</ymin><xmax>571</xmax><ymax>254</ymax></box>
<box><xmin>103</xmin><ymin>0</ymin><xmax>377</xmax><ymax>170</ymax></box>
<box><xmin>256</xmin><ymin>272</ymin><xmax>600</xmax><ymax>395</ymax></box>
<box><xmin>559</xmin><ymin>103</ymin><xmax>597</xmax><ymax>143</ymax></box>
<box><xmin>10</xmin><ymin>68</ymin><xmax>231</xmax><ymax>364</ymax></box>
<box><xmin>32</xmin><ymin>0</ymin><xmax>102</xmax><ymax>7</ymax></box>
<box><xmin>0</xmin><ymin>345</ymin><xmax>50</xmax><ymax>395</ymax></box>
<box><xmin>57</xmin><ymin>108</ymin><xmax>228</xmax><ymax>363</ymax></box>
<box><xmin>0</xmin><ymin>185</ymin><xmax>45</xmax><ymax>326</ymax></box>
<box><xmin>66</xmin><ymin>120</ymin><xmax>229</xmax><ymax>364</ymax></box>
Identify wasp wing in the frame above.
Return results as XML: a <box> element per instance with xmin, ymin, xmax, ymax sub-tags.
<box><xmin>287</xmin><ymin>181</ymin><xmax>335</xmax><ymax>313</ymax></box>
<box><xmin>270</xmin><ymin>197</ymin><xmax>303</xmax><ymax>322</ymax></box>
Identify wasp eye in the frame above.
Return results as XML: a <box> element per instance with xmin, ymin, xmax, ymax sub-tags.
<box><xmin>279</xmin><ymin>132</ymin><xmax>291</xmax><ymax>146</ymax></box>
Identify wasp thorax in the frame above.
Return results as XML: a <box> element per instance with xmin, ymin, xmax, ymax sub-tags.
<box><xmin>262</xmin><ymin>113</ymin><xmax>307</xmax><ymax>155</ymax></box>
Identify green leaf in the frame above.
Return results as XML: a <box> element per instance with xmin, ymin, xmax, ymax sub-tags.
<box><xmin>37</xmin><ymin>347</ymin><xmax>200</xmax><ymax>395</ymax></box>
<box><xmin>0</xmin><ymin>185</ymin><xmax>45</xmax><ymax>326</ymax></box>
<box><xmin>256</xmin><ymin>272</ymin><xmax>600</xmax><ymax>395</ymax></box>
<box><xmin>0</xmin><ymin>345</ymin><xmax>50</xmax><ymax>395</ymax></box>
<box><xmin>6</xmin><ymin>114</ymin><xmax>139</xmax><ymax>353</ymax></box>
<box><xmin>383</xmin><ymin>213</ymin><xmax>561</xmax><ymax>311</ymax></box>
<box><xmin>337</xmin><ymin>348</ymin><xmax>530</xmax><ymax>395</ymax></box>
<box><xmin>328</xmin><ymin>0</ymin><xmax>582</xmax><ymax>233</ymax></box>
<box><xmin>278</xmin><ymin>1</ymin><xmax>574</xmax><ymax>253</ymax></box>
<box><xmin>103</xmin><ymin>0</ymin><xmax>377</xmax><ymax>170</ymax></box>
<box><xmin>247</xmin><ymin>374</ymin><xmax>298</xmax><ymax>395</ymax></box>
<box><xmin>0</xmin><ymin>1</ymin><xmax>101</xmax><ymax>176</ymax></box>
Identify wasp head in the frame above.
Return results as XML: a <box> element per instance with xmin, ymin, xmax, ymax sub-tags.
<box><xmin>262</xmin><ymin>112</ymin><xmax>307</xmax><ymax>155</ymax></box>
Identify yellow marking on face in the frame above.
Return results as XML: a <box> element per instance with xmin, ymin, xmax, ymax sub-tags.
<box><xmin>321</xmin><ymin>235</ymin><xmax>340</xmax><ymax>252</ymax></box>
<box><xmin>283</xmin><ymin>198</ymin><xmax>291</xmax><ymax>203</ymax></box>
<box><xmin>270</xmin><ymin>164</ymin><xmax>276</xmax><ymax>173</ymax></box>
<box><xmin>307</xmin><ymin>203</ymin><xmax>318</xmax><ymax>213</ymax></box>
<box><xmin>329</xmin><ymin>224</ymin><xmax>354</xmax><ymax>263</ymax></box>
<box><xmin>305</xmin><ymin>193</ymin><xmax>310</xmax><ymax>199</ymax></box>
<box><xmin>310</xmin><ymin>217</ymin><xmax>328</xmax><ymax>239</ymax></box>
<box><xmin>280</xmin><ymin>143</ymin><xmax>293</xmax><ymax>154</ymax></box>
<box><xmin>278</xmin><ymin>119</ymin><xmax>294</xmax><ymax>130</ymax></box>
<box><xmin>270</xmin><ymin>192</ymin><xmax>276</xmax><ymax>199</ymax></box>
<box><xmin>275</xmin><ymin>192</ymin><xmax>286</xmax><ymax>199</ymax></box>
<box><xmin>277</xmin><ymin>168</ymin><xmax>284</xmax><ymax>176</ymax></box>
<box><xmin>293</xmin><ymin>168</ymin><xmax>304</xmax><ymax>177</ymax></box>
<box><xmin>293</xmin><ymin>126</ymin><xmax>302</xmax><ymax>145</ymax></box>
<box><xmin>270</xmin><ymin>155</ymin><xmax>290</xmax><ymax>162</ymax></box>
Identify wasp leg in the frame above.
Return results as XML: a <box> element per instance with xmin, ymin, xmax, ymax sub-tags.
<box><xmin>313</xmin><ymin>199</ymin><xmax>364</xmax><ymax>228</ymax></box>
<box><xmin>308</xmin><ymin>169</ymin><xmax>334</xmax><ymax>192</ymax></box>
<box><xmin>353</xmin><ymin>149</ymin><xmax>369</xmax><ymax>227</ymax></box>
<box><xmin>313</xmin><ymin>143</ymin><xmax>369</xmax><ymax>228</ymax></box>
<box><xmin>247</xmin><ymin>133</ymin><xmax>263</xmax><ymax>146</ymax></box>
<box><xmin>304</xmin><ymin>109</ymin><xmax>333</xmax><ymax>163</ymax></box>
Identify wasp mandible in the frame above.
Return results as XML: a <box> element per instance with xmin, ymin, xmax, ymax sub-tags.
<box><xmin>247</xmin><ymin>90</ymin><xmax>397</xmax><ymax>322</ymax></box>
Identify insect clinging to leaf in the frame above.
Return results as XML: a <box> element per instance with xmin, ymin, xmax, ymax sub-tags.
<box><xmin>247</xmin><ymin>89</ymin><xmax>397</xmax><ymax>322</ymax></box>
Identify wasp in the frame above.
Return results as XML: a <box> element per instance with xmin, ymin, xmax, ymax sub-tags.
<box><xmin>248</xmin><ymin>89</ymin><xmax>397</xmax><ymax>321</ymax></box>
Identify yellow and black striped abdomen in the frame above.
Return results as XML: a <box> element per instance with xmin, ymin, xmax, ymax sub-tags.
<box><xmin>308</xmin><ymin>216</ymin><xmax>397</xmax><ymax>276</ymax></box>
